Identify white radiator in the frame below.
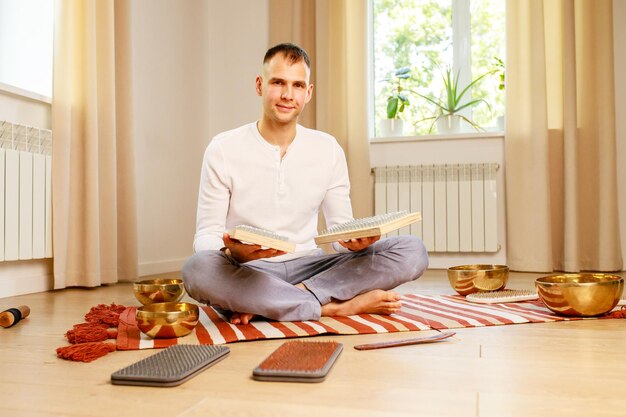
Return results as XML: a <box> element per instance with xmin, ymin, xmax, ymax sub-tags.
<box><xmin>0</xmin><ymin>121</ymin><xmax>52</xmax><ymax>261</ymax></box>
<box><xmin>373</xmin><ymin>163</ymin><xmax>499</xmax><ymax>253</ymax></box>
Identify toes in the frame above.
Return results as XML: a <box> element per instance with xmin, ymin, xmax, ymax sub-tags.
<box><xmin>381</xmin><ymin>300</ymin><xmax>402</xmax><ymax>314</ymax></box>
<box><xmin>383</xmin><ymin>291</ymin><xmax>401</xmax><ymax>302</ymax></box>
<box><xmin>230</xmin><ymin>312</ymin><xmax>242</xmax><ymax>324</ymax></box>
<box><xmin>238</xmin><ymin>313</ymin><xmax>255</xmax><ymax>325</ymax></box>
<box><xmin>381</xmin><ymin>305</ymin><xmax>401</xmax><ymax>314</ymax></box>
<box><xmin>383</xmin><ymin>301</ymin><xmax>402</xmax><ymax>311</ymax></box>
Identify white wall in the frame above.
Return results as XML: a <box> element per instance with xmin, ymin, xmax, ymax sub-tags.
<box><xmin>0</xmin><ymin>88</ymin><xmax>53</xmax><ymax>297</ymax></box>
<box><xmin>131</xmin><ymin>0</ymin><xmax>269</xmax><ymax>276</ymax></box>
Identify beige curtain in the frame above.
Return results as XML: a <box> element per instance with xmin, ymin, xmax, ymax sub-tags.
<box><xmin>506</xmin><ymin>0</ymin><xmax>622</xmax><ymax>272</ymax></box>
<box><xmin>52</xmin><ymin>0</ymin><xmax>137</xmax><ymax>288</ymax></box>
<box><xmin>269</xmin><ymin>0</ymin><xmax>372</xmax><ymax>218</ymax></box>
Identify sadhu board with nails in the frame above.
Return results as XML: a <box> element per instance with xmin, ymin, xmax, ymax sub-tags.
<box><xmin>252</xmin><ymin>341</ymin><xmax>343</xmax><ymax>383</ymax></box>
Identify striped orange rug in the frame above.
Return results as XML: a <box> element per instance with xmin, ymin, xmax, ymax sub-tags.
<box><xmin>116</xmin><ymin>294</ymin><xmax>617</xmax><ymax>350</ymax></box>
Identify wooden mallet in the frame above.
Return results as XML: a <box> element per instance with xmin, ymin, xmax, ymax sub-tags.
<box><xmin>0</xmin><ymin>305</ymin><xmax>31</xmax><ymax>328</ymax></box>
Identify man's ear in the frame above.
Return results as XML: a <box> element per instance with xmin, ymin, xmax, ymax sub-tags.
<box><xmin>255</xmin><ymin>76</ymin><xmax>263</xmax><ymax>96</ymax></box>
<box><xmin>305</xmin><ymin>83</ymin><xmax>314</xmax><ymax>104</ymax></box>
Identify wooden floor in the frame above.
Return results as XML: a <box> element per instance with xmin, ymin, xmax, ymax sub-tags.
<box><xmin>1</xmin><ymin>269</ymin><xmax>626</xmax><ymax>417</ymax></box>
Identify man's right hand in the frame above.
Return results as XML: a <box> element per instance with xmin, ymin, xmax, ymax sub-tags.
<box><xmin>222</xmin><ymin>233</ymin><xmax>286</xmax><ymax>263</ymax></box>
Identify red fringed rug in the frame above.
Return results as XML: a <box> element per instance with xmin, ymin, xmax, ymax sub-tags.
<box><xmin>57</xmin><ymin>295</ymin><xmax>624</xmax><ymax>361</ymax></box>
<box><xmin>116</xmin><ymin>294</ymin><xmax>624</xmax><ymax>349</ymax></box>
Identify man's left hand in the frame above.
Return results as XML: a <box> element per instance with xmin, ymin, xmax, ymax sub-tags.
<box><xmin>338</xmin><ymin>235</ymin><xmax>380</xmax><ymax>252</ymax></box>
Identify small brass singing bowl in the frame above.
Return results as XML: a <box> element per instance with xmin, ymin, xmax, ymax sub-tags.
<box><xmin>535</xmin><ymin>273</ymin><xmax>624</xmax><ymax>317</ymax></box>
<box><xmin>136</xmin><ymin>302</ymin><xmax>200</xmax><ymax>339</ymax></box>
<box><xmin>447</xmin><ymin>264</ymin><xmax>509</xmax><ymax>296</ymax></box>
<box><xmin>133</xmin><ymin>278</ymin><xmax>185</xmax><ymax>305</ymax></box>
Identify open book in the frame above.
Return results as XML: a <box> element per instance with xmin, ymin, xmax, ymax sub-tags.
<box><xmin>314</xmin><ymin>211</ymin><xmax>422</xmax><ymax>245</ymax></box>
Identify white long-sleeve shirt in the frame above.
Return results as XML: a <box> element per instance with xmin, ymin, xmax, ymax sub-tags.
<box><xmin>193</xmin><ymin>122</ymin><xmax>353</xmax><ymax>260</ymax></box>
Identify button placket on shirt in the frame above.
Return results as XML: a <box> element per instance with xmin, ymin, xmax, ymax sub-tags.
<box><xmin>275</xmin><ymin>147</ymin><xmax>286</xmax><ymax>194</ymax></box>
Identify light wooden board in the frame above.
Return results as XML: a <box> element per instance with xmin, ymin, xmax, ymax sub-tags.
<box><xmin>230</xmin><ymin>227</ymin><xmax>295</xmax><ymax>253</ymax></box>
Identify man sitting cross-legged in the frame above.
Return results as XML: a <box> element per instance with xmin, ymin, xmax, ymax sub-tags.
<box><xmin>182</xmin><ymin>43</ymin><xmax>428</xmax><ymax>324</ymax></box>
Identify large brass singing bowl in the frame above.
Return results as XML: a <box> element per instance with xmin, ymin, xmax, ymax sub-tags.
<box><xmin>535</xmin><ymin>274</ymin><xmax>624</xmax><ymax>317</ymax></box>
<box><xmin>447</xmin><ymin>264</ymin><xmax>509</xmax><ymax>296</ymax></box>
<box><xmin>133</xmin><ymin>278</ymin><xmax>185</xmax><ymax>305</ymax></box>
<box><xmin>136</xmin><ymin>302</ymin><xmax>199</xmax><ymax>338</ymax></box>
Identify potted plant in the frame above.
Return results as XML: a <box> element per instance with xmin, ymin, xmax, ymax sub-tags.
<box><xmin>378</xmin><ymin>67</ymin><xmax>411</xmax><ymax>137</ymax></box>
<box><xmin>414</xmin><ymin>66</ymin><xmax>494</xmax><ymax>134</ymax></box>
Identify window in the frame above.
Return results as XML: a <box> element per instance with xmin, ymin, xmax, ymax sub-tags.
<box><xmin>371</xmin><ymin>0</ymin><xmax>505</xmax><ymax>137</ymax></box>
<box><xmin>0</xmin><ymin>0</ymin><xmax>54</xmax><ymax>98</ymax></box>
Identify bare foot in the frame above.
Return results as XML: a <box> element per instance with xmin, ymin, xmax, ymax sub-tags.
<box><xmin>230</xmin><ymin>312</ymin><xmax>256</xmax><ymax>325</ymax></box>
<box><xmin>321</xmin><ymin>289</ymin><xmax>402</xmax><ymax>317</ymax></box>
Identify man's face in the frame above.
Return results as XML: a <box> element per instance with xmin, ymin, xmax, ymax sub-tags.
<box><xmin>256</xmin><ymin>53</ymin><xmax>313</xmax><ymax>126</ymax></box>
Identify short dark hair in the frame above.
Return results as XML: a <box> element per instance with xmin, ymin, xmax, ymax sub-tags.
<box><xmin>263</xmin><ymin>43</ymin><xmax>310</xmax><ymax>69</ymax></box>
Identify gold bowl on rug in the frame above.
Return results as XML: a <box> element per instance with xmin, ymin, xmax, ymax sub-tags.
<box><xmin>447</xmin><ymin>264</ymin><xmax>509</xmax><ymax>296</ymax></box>
<box><xmin>136</xmin><ymin>302</ymin><xmax>199</xmax><ymax>338</ymax></box>
<box><xmin>133</xmin><ymin>278</ymin><xmax>185</xmax><ymax>305</ymax></box>
<box><xmin>535</xmin><ymin>273</ymin><xmax>623</xmax><ymax>317</ymax></box>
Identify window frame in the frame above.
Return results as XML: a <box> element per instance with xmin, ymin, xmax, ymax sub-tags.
<box><xmin>368</xmin><ymin>0</ymin><xmax>505</xmax><ymax>140</ymax></box>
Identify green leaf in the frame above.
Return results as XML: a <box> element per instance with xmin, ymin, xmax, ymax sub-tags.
<box><xmin>387</xmin><ymin>97</ymin><xmax>399</xmax><ymax>119</ymax></box>
<box><xmin>454</xmin><ymin>70</ymin><xmax>495</xmax><ymax>110</ymax></box>
<box><xmin>395</xmin><ymin>67</ymin><xmax>411</xmax><ymax>76</ymax></box>
<box><xmin>453</xmin><ymin>98</ymin><xmax>490</xmax><ymax>113</ymax></box>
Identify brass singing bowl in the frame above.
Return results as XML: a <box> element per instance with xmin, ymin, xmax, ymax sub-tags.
<box><xmin>133</xmin><ymin>278</ymin><xmax>185</xmax><ymax>305</ymax></box>
<box><xmin>535</xmin><ymin>273</ymin><xmax>623</xmax><ymax>317</ymax></box>
<box><xmin>447</xmin><ymin>264</ymin><xmax>509</xmax><ymax>296</ymax></box>
<box><xmin>136</xmin><ymin>302</ymin><xmax>199</xmax><ymax>338</ymax></box>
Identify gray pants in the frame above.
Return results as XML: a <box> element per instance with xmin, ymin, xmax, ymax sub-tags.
<box><xmin>182</xmin><ymin>235</ymin><xmax>428</xmax><ymax>321</ymax></box>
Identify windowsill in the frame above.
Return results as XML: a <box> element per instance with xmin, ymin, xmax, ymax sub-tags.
<box><xmin>0</xmin><ymin>82</ymin><xmax>51</xmax><ymax>104</ymax></box>
<box><xmin>370</xmin><ymin>131</ymin><xmax>504</xmax><ymax>144</ymax></box>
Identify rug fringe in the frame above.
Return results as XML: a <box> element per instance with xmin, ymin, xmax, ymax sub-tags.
<box><xmin>85</xmin><ymin>303</ymin><xmax>126</xmax><ymax>326</ymax></box>
<box><xmin>56</xmin><ymin>342</ymin><xmax>116</xmax><ymax>362</ymax></box>
<box><xmin>57</xmin><ymin>303</ymin><xmax>127</xmax><ymax>362</ymax></box>
<box><xmin>65</xmin><ymin>322</ymin><xmax>118</xmax><ymax>344</ymax></box>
